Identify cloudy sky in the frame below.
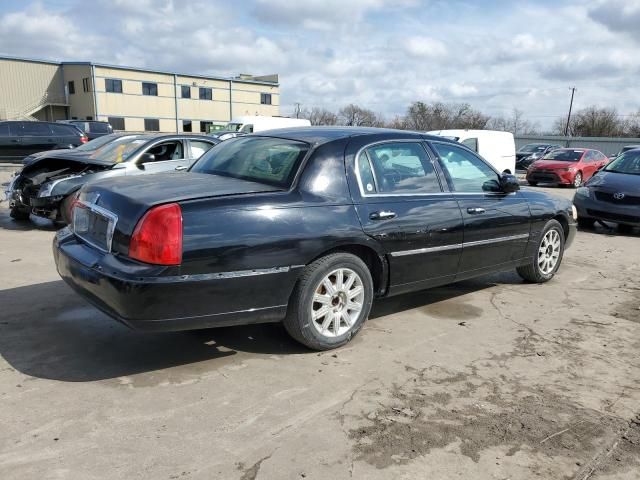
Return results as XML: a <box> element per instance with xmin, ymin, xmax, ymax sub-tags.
<box><xmin>0</xmin><ymin>0</ymin><xmax>638</xmax><ymax>128</ymax></box>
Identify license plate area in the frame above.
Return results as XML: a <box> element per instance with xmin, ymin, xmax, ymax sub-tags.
<box><xmin>72</xmin><ymin>202</ymin><xmax>118</xmax><ymax>252</ymax></box>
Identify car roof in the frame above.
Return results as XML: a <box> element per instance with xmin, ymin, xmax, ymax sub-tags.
<box><xmin>248</xmin><ymin>126</ymin><xmax>456</xmax><ymax>145</ymax></box>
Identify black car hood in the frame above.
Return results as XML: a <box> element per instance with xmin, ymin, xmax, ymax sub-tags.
<box><xmin>586</xmin><ymin>171</ymin><xmax>640</xmax><ymax>192</ymax></box>
<box><xmin>22</xmin><ymin>150</ymin><xmax>114</xmax><ymax>169</ymax></box>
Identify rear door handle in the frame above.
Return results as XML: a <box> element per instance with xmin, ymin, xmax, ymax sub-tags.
<box><xmin>370</xmin><ymin>210</ymin><xmax>396</xmax><ymax>220</ymax></box>
<box><xmin>467</xmin><ymin>207</ymin><xmax>486</xmax><ymax>214</ymax></box>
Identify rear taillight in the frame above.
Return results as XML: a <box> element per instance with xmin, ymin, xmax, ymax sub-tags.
<box><xmin>80</xmin><ymin>135</ymin><xmax>88</xmax><ymax>144</ymax></box>
<box><xmin>129</xmin><ymin>203</ymin><xmax>183</xmax><ymax>265</ymax></box>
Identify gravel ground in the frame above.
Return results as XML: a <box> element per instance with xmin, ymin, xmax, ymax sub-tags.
<box><xmin>0</xmin><ymin>169</ymin><xmax>639</xmax><ymax>480</ymax></box>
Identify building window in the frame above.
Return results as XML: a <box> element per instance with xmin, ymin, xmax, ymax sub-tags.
<box><xmin>260</xmin><ymin>93</ymin><xmax>272</xmax><ymax>105</ymax></box>
<box><xmin>105</xmin><ymin>79</ymin><xmax>123</xmax><ymax>93</ymax></box>
<box><xmin>200</xmin><ymin>121</ymin><xmax>213</xmax><ymax>133</ymax></box>
<box><xmin>181</xmin><ymin>86</ymin><xmax>191</xmax><ymax>99</ymax></box>
<box><xmin>82</xmin><ymin>77</ymin><xmax>91</xmax><ymax>92</ymax></box>
<box><xmin>142</xmin><ymin>82</ymin><xmax>158</xmax><ymax>96</ymax></box>
<box><xmin>182</xmin><ymin>120</ymin><xmax>192</xmax><ymax>132</ymax></box>
<box><xmin>199</xmin><ymin>87</ymin><xmax>213</xmax><ymax>100</ymax></box>
<box><xmin>144</xmin><ymin>118</ymin><xmax>160</xmax><ymax>131</ymax></box>
<box><xmin>68</xmin><ymin>81</ymin><xmax>75</xmax><ymax>95</ymax></box>
<box><xmin>86</xmin><ymin>116</ymin><xmax>93</xmax><ymax>120</ymax></box>
<box><xmin>108</xmin><ymin>117</ymin><xmax>125</xmax><ymax>131</ymax></box>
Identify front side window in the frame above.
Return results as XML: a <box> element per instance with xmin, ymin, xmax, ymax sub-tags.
<box><xmin>144</xmin><ymin>118</ymin><xmax>160</xmax><ymax>131</ymax></box>
<box><xmin>260</xmin><ymin>93</ymin><xmax>272</xmax><ymax>105</ymax></box>
<box><xmin>199</xmin><ymin>87</ymin><xmax>212</xmax><ymax>100</ymax></box>
<box><xmin>191</xmin><ymin>136</ymin><xmax>309</xmax><ymax>188</ymax></box>
<box><xmin>432</xmin><ymin>142</ymin><xmax>499</xmax><ymax>192</ymax></box>
<box><xmin>142</xmin><ymin>82</ymin><xmax>158</xmax><ymax>96</ymax></box>
<box><xmin>144</xmin><ymin>141</ymin><xmax>183</xmax><ymax>162</ymax></box>
<box><xmin>361</xmin><ymin>142</ymin><xmax>441</xmax><ymax>194</ymax></box>
<box><xmin>105</xmin><ymin>78</ymin><xmax>123</xmax><ymax>93</ymax></box>
<box><xmin>50</xmin><ymin>124</ymin><xmax>79</xmax><ymax>136</ymax></box>
<box><xmin>181</xmin><ymin>85</ymin><xmax>191</xmax><ymax>98</ymax></box>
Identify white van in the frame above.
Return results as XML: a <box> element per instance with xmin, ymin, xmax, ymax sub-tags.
<box><xmin>224</xmin><ymin>116</ymin><xmax>311</xmax><ymax>134</ymax></box>
<box><xmin>427</xmin><ymin>129</ymin><xmax>516</xmax><ymax>174</ymax></box>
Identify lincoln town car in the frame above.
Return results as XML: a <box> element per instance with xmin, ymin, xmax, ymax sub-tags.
<box><xmin>54</xmin><ymin>128</ymin><xmax>576</xmax><ymax>350</ymax></box>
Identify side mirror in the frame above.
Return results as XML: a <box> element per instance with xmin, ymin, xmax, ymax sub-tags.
<box><xmin>500</xmin><ymin>174</ymin><xmax>520</xmax><ymax>193</ymax></box>
<box><xmin>137</xmin><ymin>152</ymin><xmax>155</xmax><ymax>167</ymax></box>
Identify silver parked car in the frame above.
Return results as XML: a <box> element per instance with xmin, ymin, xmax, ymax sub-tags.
<box><xmin>6</xmin><ymin>133</ymin><xmax>219</xmax><ymax>223</ymax></box>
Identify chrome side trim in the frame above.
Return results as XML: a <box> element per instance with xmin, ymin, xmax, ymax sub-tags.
<box><xmin>389</xmin><ymin>233</ymin><xmax>530</xmax><ymax>257</ymax></box>
<box><xmin>128</xmin><ymin>265</ymin><xmax>303</xmax><ymax>284</ymax></box>
<box><xmin>390</xmin><ymin>243</ymin><xmax>462</xmax><ymax>257</ymax></box>
<box><xmin>463</xmin><ymin>233</ymin><xmax>529</xmax><ymax>248</ymax></box>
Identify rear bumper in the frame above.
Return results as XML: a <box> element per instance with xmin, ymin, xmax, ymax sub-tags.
<box><xmin>53</xmin><ymin>229</ymin><xmax>297</xmax><ymax>331</ymax></box>
<box><xmin>574</xmin><ymin>195</ymin><xmax>640</xmax><ymax>226</ymax></box>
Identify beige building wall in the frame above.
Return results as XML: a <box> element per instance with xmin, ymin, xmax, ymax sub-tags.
<box><xmin>0</xmin><ymin>58</ymin><xmax>66</xmax><ymax>120</ymax></box>
<box><xmin>62</xmin><ymin>64</ymin><xmax>95</xmax><ymax>120</ymax></box>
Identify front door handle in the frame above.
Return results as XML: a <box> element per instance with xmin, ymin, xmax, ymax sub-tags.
<box><xmin>175</xmin><ymin>166</ymin><xmax>188</xmax><ymax>171</ymax></box>
<box><xmin>467</xmin><ymin>207</ymin><xmax>486</xmax><ymax>214</ymax></box>
<box><xmin>370</xmin><ymin>210</ymin><xmax>396</xmax><ymax>220</ymax></box>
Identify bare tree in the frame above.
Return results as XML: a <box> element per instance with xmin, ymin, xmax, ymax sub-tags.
<box><xmin>624</xmin><ymin>111</ymin><xmax>640</xmax><ymax>137</ymax></box>
<box><xmin>338</xmin><ymin>104</ymin><xmax>384</xmax><ymax>127</ymax></box>
<box><xmin>487</xmin><ymin>108</ymin><xmax>540</xmax><ymax>135</ymax></box>
<box><xmin>553</xmin><ymin>106</ymin><xmax>624</xmax><ymax>137</ymax></box>
<box><xmin>403</xmin><ymin>101</ymin><xmax>490</xmax><ymax>131</ymax></box>
<box><xmin>300</xmin><ymin>107</ymin><xmax>339</xmax><ymax>126</ymax></box>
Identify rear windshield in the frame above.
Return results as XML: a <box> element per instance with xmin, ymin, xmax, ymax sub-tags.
<box><xmin>88</xmin><ymin>136</ymin><xmax>146</xmax><ymax>163</ymax></box>
<box><xmin>543</xmin><ymin>150</ymin><xmax>583</xmax><ymax>161</ymax></box>
<box><xmin>90</xmin><ymin>122</ymin><xmax>112</xmax><ymax>133</ymax></box>
<box><xmin>190</xmin><ymin>136</ymin><xmax>309</xmax><ymax>188</ymax></box>
<box><xmin>604</xmin><ymin>150</ymin><xmax>640</xmax><ymax>175</ymax></box>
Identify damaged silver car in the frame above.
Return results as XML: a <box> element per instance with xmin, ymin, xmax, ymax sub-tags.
<box><xmin>5</xmin><ymin>133</ymin><xmax>219</xmax><ymax>223</ymax></box>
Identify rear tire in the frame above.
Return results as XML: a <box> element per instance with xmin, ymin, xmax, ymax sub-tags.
<box><xmin>517</xmin><ymin>219</ymin><xmax>565</xmax><ymax>283</ymax></box>
<box><xmin>9</xmin><ymin>205</ymin><xmax>30</xmax><ymax>221</ymax></box>
<box><xmin>284</xmin><ymin>253</ymin><xmax>373</xmax><ymax>351</ymax></box>
<box><xmin>527</xmin><ymin>181</ymin><xmax>538</xmax><ymax>186</ymax></box>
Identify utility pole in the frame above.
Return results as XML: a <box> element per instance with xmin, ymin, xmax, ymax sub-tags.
<box><xmin>294</xmin><ymin>102</ymin><xmax>301</xmax><ymax>119</ymax></box>
<box><xmin>564</xmin><ymin>87</ymin><xmax>576</xmax><ymax>136</ymax></box>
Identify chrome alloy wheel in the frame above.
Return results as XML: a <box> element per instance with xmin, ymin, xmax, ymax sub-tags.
<box><xmin>538</xmin><ymin>229</ymin><xmax>561</xmax><ymax>275</ymax></box>
<box><xmin>310</xmin><ymin>268</ymin><xmax>364</xmax><ymax>337</ymax></box>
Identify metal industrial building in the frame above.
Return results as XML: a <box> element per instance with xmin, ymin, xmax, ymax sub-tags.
<box><xmin>0</xmin><ymin>56</ymin><xmax>280</xmax><ymax>133</ymax></box>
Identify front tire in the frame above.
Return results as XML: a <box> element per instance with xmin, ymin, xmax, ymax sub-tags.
<box><xmin>572</xmin><ymin>172</ymin><xmax>583</xmax><ymax>188</ymax></box>
<box><xmin>9</xmin><ymin>205</ymin><xmax>30</xmax><ymax>221</ymax></box>
<box><xmin>284</xmin><ymin>253</ymin><xmax>373</xmax><ymax>350</ymax></box>
<box><xmin>527</xmin><ymin>181</ymin><xmax>538</xmax><ymax>186</ymax></box>
<box><xmin>517</xmin><ymin>219</ymin><xmax>565</xmax><ymax>283</ymax></box>
<box><xmin>618</xmin><ymin>224</ymin><xmax>634</xmax><ymax>234</ymax></box>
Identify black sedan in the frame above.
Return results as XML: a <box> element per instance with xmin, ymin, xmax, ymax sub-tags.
<box><xmin>573</xmin><ymin>148</ymin><xmax>640</xmax><ymax>233</ymax></box>
<box><xmin>516</xmin><ymin>143</ymin><xmax>562</xmax><ymax>171</ymax></box>
<box><xmin>54</xmin><ymin>128</ymin><xmax>576</xmax><ymax>350</ymax></box>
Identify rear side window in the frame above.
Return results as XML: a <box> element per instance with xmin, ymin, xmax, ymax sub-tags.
<box><xmin>190</xmin><ymin>140</ymin><xmax>215</xmax><ymax>159</ymax></box>
<box><xmin>360</xmin><ymin>142</ymin><xmax>441</xmax><ymax>194</ymax></box>
<box><xmin>21</xmin><ymin>122</ymin><xmax>52</xmax><ymax>136</ymax></box>
<box><xmin>90</xmin><ymin>122</ymin><xmax>112</xmax><ymax>133</ymax></box>
<box><xmin>50</xmin><ymin>124</ymin><xmax>80</xmax><ymax>136</ymax></box>
<box><xmin>0</xmin><ymin>123</ymin><xmax>9</xmax><ymax>136</ymax></box>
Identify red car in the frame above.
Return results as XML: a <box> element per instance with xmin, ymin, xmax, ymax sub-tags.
<box><xmin>526</xmin><ymin>148</ymin><xmax>609</xmax><ymax>187</ymax></box>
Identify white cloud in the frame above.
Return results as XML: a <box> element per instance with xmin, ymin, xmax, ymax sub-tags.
<box><xmin>403</xmin><ymin>36</ymin><xmax>447</xmax><ymax>58</ymax></box>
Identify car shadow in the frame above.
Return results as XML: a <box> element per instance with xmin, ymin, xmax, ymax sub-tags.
<box><xmin>579</xmin><ymin>221</ymin><xmax>640</xmax><ymax>238</ymax></box>
<box><xmin>0</xmin><ymin>206</ymin><xmax>61</xmax><ymax>231</ymax></box>
<box><xmin>0</xmin><ymin>273</ymin><xmax>523</xmax><ymax>383</ymax></box>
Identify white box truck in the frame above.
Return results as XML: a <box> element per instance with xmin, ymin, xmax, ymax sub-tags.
<box><xmin>427</xmin><ymin>129</ymin><xmax>516</xmax><ymax>174</ymax></box>
<box><xmin>225</xmin><ymin>116</ymin><xmax>311</xmax><ymax>134</ymax></box>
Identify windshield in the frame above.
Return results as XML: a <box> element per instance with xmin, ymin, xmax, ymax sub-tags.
<box><xmin>88</xmin><ymin>136</ymin><xmax>146</xmax><ymax>163</ymax></box>
<box><xmin>190</xmin><ymin>136</ymin><xmax>309</xmax><ymax>188</ymax></box>
<box><xmin>519</xmin><ymin>144</ymin><xmax>546</xmax><ymax>153</ymax></box>
<box><xmin>75</xmin><ymin>134</ymin><xmax>124</xmax><ymax>152</ymax></box>
<box><xmin>542</xmin><ymin>150</ymin><xmax>583</xmax><ymax>162</ymax></box>
<box><xmin>604</xmin><ymin>150</ymin><xmax>640</xmax><ymax>175</ymax></box>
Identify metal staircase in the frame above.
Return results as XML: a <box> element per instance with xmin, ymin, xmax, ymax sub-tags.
<box><xmin>0</xmin><ymin>92</ymin><xmax>68</xmax><ymax>121</ymax></box>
